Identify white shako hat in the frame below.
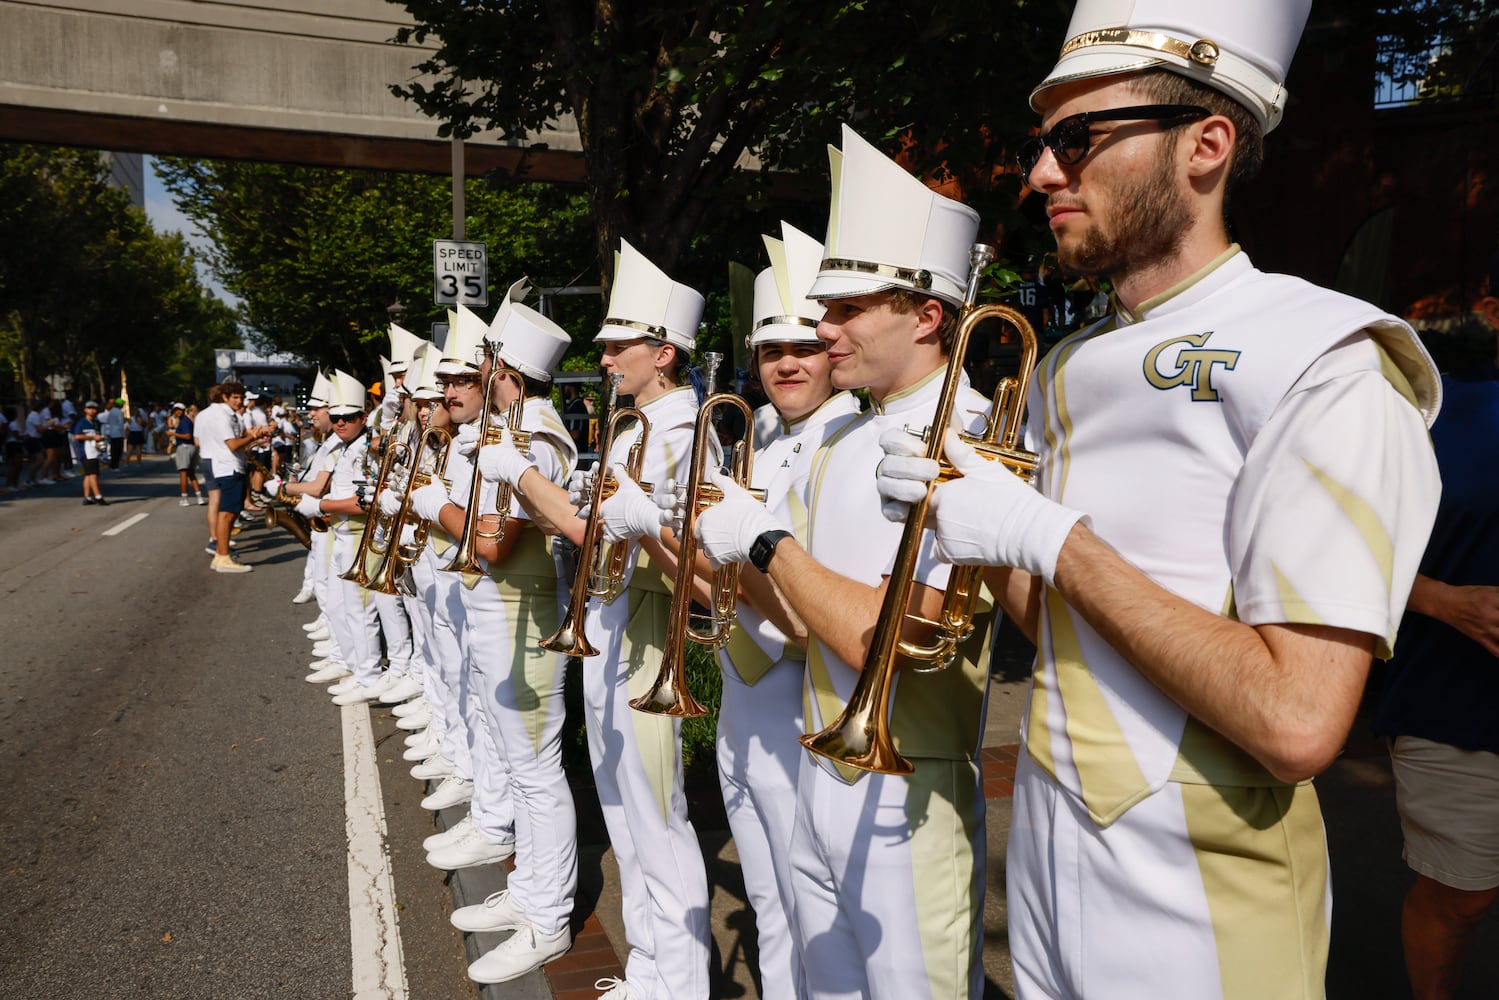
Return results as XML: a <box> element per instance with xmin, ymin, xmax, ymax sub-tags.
<box><xmin>327</xmin><ymin>370</ymin><xmax>367</xmax><ymax>417</ymax></box>
<box><xmin>436</xmin><ymin>304</ymin><xmax>491</xmax><ymax>376</ymax></box>
<box><xmin>378</xmin><ymin>355</ymin><xmax>394</xmax><ymax>394</ymax></box>
<box><xmin>408</xmin><ymin>342</ymin><xmax>443</xmax><ymax>401</ymax></box>
<box><xmin>488</xmin><ymin>301</ymin><xmax>571</xmax><ymax>382</ymax></box>
<box><xmin>307</xmin><ymin>369</ymin><xmax>333</xmax><ymax>407</ymax></box>
<box><xmin>749</xmin><ymin>221</ymin><xmax>826</xmax><ymax>348</ymax></box>
<box><xmin>807</xmin><ymin>125</ymin><xmax>980</xmax><ymax>307</ymax></box>
<box><xmin>1030</xmin><ymin>0</ymin><xmax>1312</xmax><ymax>134</ymax></box>
<box><xmin>386</xmin><ymin>322</ymin><xmax>424</xmax><ymax>375</ymax></box>
<box><xmin>595</xmin><ymin>239</ymin><xmax>704</xmax><ymax>354</ymax></box>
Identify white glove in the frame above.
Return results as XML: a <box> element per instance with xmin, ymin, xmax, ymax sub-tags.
<box><xmin>566</xmin><ymin>467</ymin><xmax>594</xmax><ymax>508</ymax></box>
<box><xmin>874</xmin><ymin>427</ymin><xmax>936</xmax><ymax>522</ymax></box>
<box><xmin>454</xmin><ymin>420</ymin><xmax>481</xmax><ymax>457</ymax></box>
<box><xmin>477</xmin><ymin>429</ymin><xmax>534</xmax><ymax>486</ymax></box>
<box><xmin>377</xmin><ymin>487</ymin><xmax>403</xmax><ymax>518</ymax></box>
<box><xmin>654</xmin><ymin>479</ymin><xmax>686</xmax><ymax>537</ymax></box>
<box><xmin>929</xmin><ymin>430</ymin><xmax>1086</xmax><ymax>586</ymax></box>
<box><xmin>294</xmin><ymin>495</ymin><xmax>322</xmax><ymax>519</ymax></box>
<box><xmin>599</xmin><ymin>465</ymin><xmax>662</xmax><ymax>543</ymax></box>
<box><xmin>409</xmin><ymin>481</ymin><xmax>452</xmax><ymax>524</ymax></box>
<box><xmin>263</xmin><ymin>476</ymin><xmax>286</xmax><ymax>499</ymax></box>
<box><xmin>693</xmin><ymin>470</ymin><xmax>788</xmax><ymax>568</ymax></box>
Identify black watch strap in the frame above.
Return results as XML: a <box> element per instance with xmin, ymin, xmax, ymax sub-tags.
<box><xmin>749</xmin><ymin>529</ymin><xmax>792</xmax><ymax>572</ymax></box>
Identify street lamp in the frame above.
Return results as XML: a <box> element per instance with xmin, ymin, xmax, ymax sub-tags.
<box><xmin>386</xmin><ymin>299</ymin><xmax>406</xmax><ymax>320</ymax></box>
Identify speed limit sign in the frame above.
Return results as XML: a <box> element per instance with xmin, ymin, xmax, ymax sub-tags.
<box><xmin>433</xmin><ymin>239</ymin><xmax>489</xmax><ymax>307</ymax></box>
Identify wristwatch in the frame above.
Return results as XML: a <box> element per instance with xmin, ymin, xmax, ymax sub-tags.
<box><xmin>749</xmin><ymin>529</ymin><xmax>792</xmax><ymax>572</ymax></box>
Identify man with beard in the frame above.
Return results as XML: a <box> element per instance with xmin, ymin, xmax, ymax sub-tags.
<box><xmin>871</xmin><ymin>3</ymin><xmax>1444</xmax><ymax>998</ymax></box>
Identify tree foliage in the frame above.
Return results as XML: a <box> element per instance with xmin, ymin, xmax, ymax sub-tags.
<box><xmin>1374</xmin><ymin>0</ymin><xmax>1499</xmax><ymax>101</ymax></box>
<box><xmin>153</xmin><ymin>160</ymin><xmax>596</xmax><ymax>375</ymax></box>
<box><xmin>0</xmin><ymin>144</ymin><xmax>235</xmax><ymax>406</ymax></box>
<box><xmin>390</xmin><ymin>0</ymin><xmax>1071</xmax><ymax>288</ymax></box>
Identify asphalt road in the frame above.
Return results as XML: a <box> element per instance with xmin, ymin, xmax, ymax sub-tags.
<box><xmin>0</xmin><ymin>458</ymin><xmax>472</xmax><ymax>1000</ymax></box>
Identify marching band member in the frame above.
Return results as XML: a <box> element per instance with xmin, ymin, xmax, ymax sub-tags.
<box><xmin>483</xmin><ymin>241</ymin><xmax>712</xmax><ymax>1000</ymax></box>
<box><xmin>430</xmin><ymin>298</ymin><xmax>581</xmax><ymax>984</ymax></box>
<box><xmin>873</xmin><ymin>2</ymin><xmax>1444</xmax><ymax>996</ymax></box>
<box><xmin>295</xmin><ymin>371</ymin><xmax>384</xmax><ymax>704</ymax></box>
<box><xmin>694</xmin><ymin>127</ymin><xmax>995</xmax><ymax>1000</ymax></box>
<box><xmin>284</xmin><ymin>372</ymin><xmax>347</xmax><ymax>683</ymax></box>
<box><xmin>702</xmin><ymin>221</ymin><xmax>860</xmax><ymax>999</ymax></box>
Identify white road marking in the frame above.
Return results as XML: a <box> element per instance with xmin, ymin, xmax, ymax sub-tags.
<box><xmin>343</xmin><ymin>702</ymin><xmax>408</xmax><ymax>999</ymax></box>
<box><xmin>101</xmin><ymin>512</ymin><xmax>149</xmax><ymax>536</ymax></box>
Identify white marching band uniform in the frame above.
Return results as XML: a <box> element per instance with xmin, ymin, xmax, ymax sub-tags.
<box><xmin>1008</xmin><ymin>248</ymin><xmax>1441</xmax><ymax>1000</ymax></box>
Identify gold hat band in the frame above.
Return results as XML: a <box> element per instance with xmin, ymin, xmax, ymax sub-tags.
<box><xmin>603</xmin><ymin>317</ymin><xmax>670</xmax><ymax>340</ymax></box>
<box><xmin>1060</xmin><ymin>28</ymin><xmax>1221</xmax><ymax>67</ymax></box>
<box><xmin>752</xmin><ymin>315</ymin><xmax>819</xmax><ymax>332</ymax></box>
<box><xmin>818</xmin><ymin>258</ymin><xmax>933</xmax><ymax>290</ymax></box>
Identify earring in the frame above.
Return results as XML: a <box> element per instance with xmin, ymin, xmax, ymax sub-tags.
<box><xmin>656</xmin><ymin>368</ymin><xmax>666</xmax><ymax>388</ymax></box>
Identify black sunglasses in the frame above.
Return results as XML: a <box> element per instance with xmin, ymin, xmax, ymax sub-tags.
<box><xmin>330</xmin><ymin>413</ymin><xmax>363</xmax><ymax>424</ymax></box>
<box><xmin>1016</xmin><ymin>104</ymin><xmax>1210</xmax><ymax>179</ymax></box>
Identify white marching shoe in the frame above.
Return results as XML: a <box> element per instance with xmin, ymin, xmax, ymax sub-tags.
<box><xmin>306</xmin><ymin>663</ymin><xmax>350</xmax><ymax>684</ymax></box>
<box><xmin>410</xmin><ymin>755</ymin><xmax>455</xmax><ymax>781</ymax></box>
<box><xmin>301</xmin><ymin>617</ymin><xmax>326</xmax><ymax>632</ymax></box>
<box><xmin>395</xmin><ymin>705</ymin><xmax>432</xmax><ymax>731</ymax></box>
<box><xmin>392</xmin><ymin>696</ymin><xmax>428</xmax><ymax>719</ymax></box>
<box><xmin>377</xmin><ymin>674</ymin><xmax>424</xmax><ymax>704</ymax></box>
<box><xmin>402</xmin><ymin>730</ymin><xmax>441</xmax><ymax>761</ymax></box>
<box><xmin>467</xmin><ymin>922</ymin><xmax>571</xmax><ymax>984</ymax></box>
<box><xmin>291</xmin><ymin>587</ymin><xmax>314</xmax><ymax>604</ymax></box>
<box><xmin>328</xmin><ymin>677</ymin><xmax>361</xmax><ymax>696</ymax></box>
<box><xmin>306</xmin><ymin>624</ymin><xmax>331</xmax><ymax>642</ymax></box>
<box><xmin>310</xmin><ymin>641</ymin><xmax>334</xmax><ymax>658</ymax></box>
<box><xmin>425</xmin><ymin>822</ymin><xmax>514</xmax><ymax>870</ymax></box>
<box><xmin>419</xmin><ymin>775</ymin><xmax>474</xmax><ymax>812</ymax></box>
<box><xmin>332</xmin><ymin>682</ymin><xmax>385</xmax><ymax>706</ymax></box>
<box><xmin>593</xmin><ymin>977</ymin><xmax>641</xmax><ymax>1000</ymax></box>
<box><xmin>450</xmin><ymin>887</ymin><xmax>528</xmax><ymax>933</ymax></box>
<box><xmin>423</xmin><ymin>812</ymin><xmax>474</xmax><ymax>853</ymax></box>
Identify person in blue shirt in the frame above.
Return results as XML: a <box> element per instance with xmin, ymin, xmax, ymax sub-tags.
<box><xmin>1376</xmin><ymin>284</ymin><xmax>1499</xmax><ymax>1000</ymax></box>
<box><xmin>70</xmin><ymin>401</ymin><xmax>108</xmax><ymax>505</ymax></box>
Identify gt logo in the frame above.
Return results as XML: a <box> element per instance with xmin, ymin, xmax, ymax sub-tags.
<box><xmin>1143</xmin><ymin>331</ymin><xmax>1240</xmax><ymax>401</ymax></box>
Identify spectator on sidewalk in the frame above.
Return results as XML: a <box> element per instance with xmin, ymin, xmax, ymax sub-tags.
<box><xmin>197</xmin><ymin>381</ymin><xmax>269</xmax><ymax>572</ymax></box>
<box><xmin>1376</xmin><ymin>297</ymin><xmax>1499</xmax><ymax>1000</ymax></box>
<box><xmin>100</xmin><ymin>399</ymin><xmax>126</xmax><ymax>471</ymax></box>
<box><xmin>23</xmin><ymin>400</ymin><xmax>49</xmax><ymax>485</ymax></box>
<box><xmin>40</xmin><ymin>402</ymin><xmax>69</xmax><ymax>482</ymax></box>
<box><xmin>171</xmin><ymin>402</ymin><xmax>204</xmax><ymax>506</ymax></box>
<box><xmin>3</xmin><ymin>405</ymin><xmax>25</xmax><ymax>493</ymax></box>
<box><xmin>70</xmin><ymin>401</ymin><xmax>108</xmax><ymax>505</ymax></box>
<box><xmin>125</xmin><ymin>408</ymin><xmax>148</xmax><ymax>463</ymax></box>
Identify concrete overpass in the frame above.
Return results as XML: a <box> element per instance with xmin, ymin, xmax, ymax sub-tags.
<box><xmin>0</xmin><ymin>0</ymin><xmax>586</xmax><ymax>181</ymax></box>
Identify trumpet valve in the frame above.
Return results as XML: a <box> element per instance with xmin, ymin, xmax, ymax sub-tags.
<box><xmin>934</xmin><ymin>438</ymin><xmax>1038</xmax><ymax>486</ymax></box>
<box><xmin>693</xmin><ymin>482</ymin><xmax>767</xmax><ymax>512</ymax></box>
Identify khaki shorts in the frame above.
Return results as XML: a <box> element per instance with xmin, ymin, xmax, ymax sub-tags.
<box><xmin>1392</xmin><ymin>735</ymin><xmax>1499</xmax><ymax>891</ymax></box>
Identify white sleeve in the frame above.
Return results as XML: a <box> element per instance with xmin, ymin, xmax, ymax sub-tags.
<box><xmin>1228</xmin><ymin>340</ymin><xmax>1440</xmax><ymax>657</ymax></box>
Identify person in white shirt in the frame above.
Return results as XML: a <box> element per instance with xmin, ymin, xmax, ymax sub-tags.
<box><xmin>99</xmin><ymin>399</ymin><xmax>127</xmax><ymax>471</ymax></box>
<box><xmin>197</xmin><ymin>381</ymin><xmax>270</xmax><ymax>573</ymax></box>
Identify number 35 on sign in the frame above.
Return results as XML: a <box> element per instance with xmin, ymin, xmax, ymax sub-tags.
<box><xmin>433</xmin><ymin>240</ymin><xmax>489</xmax><ymax>307</ymax></box>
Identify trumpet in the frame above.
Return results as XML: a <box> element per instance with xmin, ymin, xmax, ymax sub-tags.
<box><xmin>444</xmin><ymin>343</ymin><xmax>531</xmax><ymax>575</ymax></box>
<box><xmin>340</xmin><ymin>425</ymin><xmax>412</xmax><ymax>587</ymax></box>
<box><xmin>363</xmin><ymin>424</ymin><xmax>453</xmax><ymax>596</ymax></box>
<box><xmin>540</xmin><ymin>372</ymin><xmax>649</xmax><ymax>657</ymax></box>
<box><xmin>631</xmin><ymin>353</ymin><xmax>754</xmax><ymax>717</ymax></box>
<box><xmin>800</xmin><ymin>243</ymin><xmax>1040</xmax><ymax>775</ymax></box>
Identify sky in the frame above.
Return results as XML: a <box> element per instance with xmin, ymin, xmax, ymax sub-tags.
<box><xmin>142</xmin><ymin>155</ymin><xmax>241</xmax><ymax>307</ymax></box>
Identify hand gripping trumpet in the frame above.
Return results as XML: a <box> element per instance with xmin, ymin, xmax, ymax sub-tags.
<box><xmin>443</xmin><ymin>341</ymin><xmax>532</xmax><ymax>575</ymax></box>
<box><xmin>363</xmin><ymin>424</ymin><xmax>453</xmax><ymax>596</ymax></box>
<box><xmin>630</xmin><ymin>352</ymin><xmax>757</xmax><ymax>717</ymax></box>
<box><xmin>340</xmin><ymin>420</ymin><xmax>413</xmax><ymax>587</ymax></box>
<box><xmin>800</xmin><ymin>243</ymin><xmax>1040</xmax><ymax>775</ymax></box>
<box><xmin>539</xmin><ymin>372</ymin><xmax>649</xmax><ymax>657</ymax></box>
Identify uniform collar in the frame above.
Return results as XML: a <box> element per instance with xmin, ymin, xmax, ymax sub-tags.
<box><xmin>1113</xmin><ymin>244</ymin><xmax>1247</xmax><ymax>326</ymax></box>
<box><xmin>871</xmin><ymin>365</ymin><xmax>952</xmax><ymax>416</ymax></box>
<box><xmin>781</xmin><ymin>390</ymin><xmax>860</xmax><ymax>435</ymax></box>
<box><xmin>639</xmin><ymin>384</ymin><xmax>695</xmax><ymax>415</ymax></box>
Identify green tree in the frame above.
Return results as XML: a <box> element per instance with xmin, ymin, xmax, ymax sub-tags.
<box><xmin>0</xmin><ymin>144</ymin><xmax>233</xmax><ymax>406</ymax></box>
<box><xmin>154</xmin><ymin>160</ymin><xmax>596</xmax><ymax>374</ymax></box>
<box><xmin>390</xmin><ymin>0</ymin><xmax>1069</xmax><ymax>291</ymax></box>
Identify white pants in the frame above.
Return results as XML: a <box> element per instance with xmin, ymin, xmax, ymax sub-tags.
<box><xmin>716</xmin><ymin>657</ymin><xmax>805</xmax><ymax>1000</ymax></box>
<box><xmin>328</xmin><ymin>527</ymin><xmax>380</xmax><ymax>685</ymax></box>
<box><xmin>372</xmin><ymin>590</ymin><xmax>413</xmax><ymax>675</ymax></box>
<box><xmin>456</xmin><ymin>585</ymin><xmax>516</xmax><ymax>845</ymax></box>
<box><xmin>1007</xmin><ymin>748</ymin><xmax>1330</xmax><ymax>1000</ymax></box>
<box><xmin>790</xmin><ymin>752</ymin><xmax>984</xmax><ymax>1000</ymax></box>
<box><xmin>461</xmin><ymin>566</ymin><xmax>575</xmax><ymax>934</ymax></box>
<box><xmin>309</xmin><ymin>529</ymin><xmax>337</xmax><ymax>654</ymax></box>
<box><xmin>584</xmin><ymin>587</ymin><xmax>710</xmax><ymax>1000</ymax></box>
<box><xmin>407</xmin><ymin>546</ymin><xmax>450</xmax><ymax>745</ymax></box>
<box><xmin>424</xmin><ymin>558</ymin><xmax>474</xmax><ymax>780</ymax></box>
